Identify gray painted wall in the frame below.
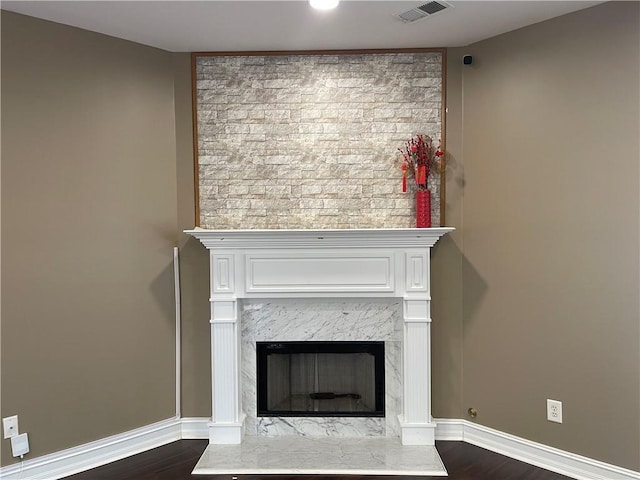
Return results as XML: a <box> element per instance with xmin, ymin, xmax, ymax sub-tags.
<box><xmin>1</xmin><ymin>11</ymin><xmax>178</xmax><ymax>465</ymax></box>
<box><xmin>456</xmin><ymin>1</ymin><xmax>639</xmax><ymax>470</ymax></box>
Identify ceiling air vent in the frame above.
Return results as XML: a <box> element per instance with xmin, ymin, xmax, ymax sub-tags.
<box><xmin>397</xmin><ymin>1</ymin><xmax>451</xmax><ymax>23</ymax></box>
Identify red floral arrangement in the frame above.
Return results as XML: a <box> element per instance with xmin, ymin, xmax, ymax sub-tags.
<box><xmin>398</xmin><ymin>134</ymin><xmax>444</xmax><ymax>192</ymax></box>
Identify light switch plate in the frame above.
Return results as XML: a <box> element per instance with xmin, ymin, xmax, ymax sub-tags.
<box><xmin>11</xmin><ymin>433</ymin><xmax>29</xmax><ymax>457</ymax></box>
<box><xmin>3</xmin><ymin>415</ymin><xmax>18</xmax><ymax>439</ymax></box>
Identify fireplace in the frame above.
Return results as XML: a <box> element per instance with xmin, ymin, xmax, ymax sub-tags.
<box><xmin>257</xmin><ymin>341</ymin><xmax>385</xmax><ymax>417</ymax></box>
<box><xmin>184</xmin><ymin>227</ymin><xmax>453</xmax><ymax>446</ymax></box>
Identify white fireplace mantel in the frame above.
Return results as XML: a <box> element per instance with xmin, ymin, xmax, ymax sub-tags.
<box><xmin>185</xmin><ymin>227</ymin><xmax>454</xmax><ymax>446</ymax></box>
<box><xmin>185</xmin><ymin>227</ymin><xmax>453</xmax><ymax>249</ymax></box>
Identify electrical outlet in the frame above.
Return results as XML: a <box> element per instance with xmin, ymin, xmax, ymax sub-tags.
<box><xmin>547</xmin><ymin>399</ymin><xmax>562</xmax><ymax>423</ymax></box>
<box><xmin>3</xmin><ymin>415</ymin><xmax>19</xmax><ymax>439</ymax></box>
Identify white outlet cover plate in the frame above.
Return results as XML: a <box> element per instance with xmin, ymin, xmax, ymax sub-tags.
<box><xmin>2</xmin><ymin>415</ymin><xmax>18</xmax><ymax>439</ymax></box>
<box><xmin>547</xmin><ymin>399</ymin><xmax>563</xmax><ymax>423</ymax></box>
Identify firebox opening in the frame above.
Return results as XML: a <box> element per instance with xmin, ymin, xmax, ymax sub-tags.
<box><xmin>256</xmin><ymin>341</ymin><xmax>385</xmax><ymax>417</ymax></box>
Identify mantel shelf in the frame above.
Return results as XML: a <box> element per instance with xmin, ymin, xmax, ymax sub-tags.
<box><xmin>184</xmin><ymin>227</ymin><xmax>454</xmax><ymax>249</ymax></box>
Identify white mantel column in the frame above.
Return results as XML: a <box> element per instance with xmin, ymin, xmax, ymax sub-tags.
<box><xmin>399</xmin><ymin>249</ymin><xmax>435</xmax><ymax>445</ymax></box>
<box><xmin>208</xmin><ymin>251</ymin><xmax>244</xmax><ymax>444</ymax></box>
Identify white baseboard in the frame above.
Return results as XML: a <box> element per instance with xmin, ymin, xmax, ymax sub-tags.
<box><xmin>1</xmin><ymin>417</ymin><xmax>637</xmax><ymax>480</ymax></box>
<box><xmin>434</xmin><ymin>418</ymin><xmax>465</xmax><ymax>441</ymax></box>
<box><xmin>434</xmin><ymin>418</ymin><xmax>640</xmax><ymax>480</ymax></box>
<box><xmin>180</xmin><ymin>417</ymin><xmax>210</xmax><ymax>439</ymax></box>
<box><xmin>0</xmin><ymin>417</ymin><xmax>182</xmax><ymax>480</ymax></box>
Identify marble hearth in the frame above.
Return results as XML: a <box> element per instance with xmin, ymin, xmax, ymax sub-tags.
<box><xmin>192</xmin><ymin>435</ymin><xmax>447</xmax><ymax>476</ymax></box>
<box><xmin>185</xmin><ymin>227</ymin><xmax>453</xmax><ymax>448</ymax></box>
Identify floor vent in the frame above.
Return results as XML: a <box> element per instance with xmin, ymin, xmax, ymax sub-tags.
<box><xmin>397</xmin><ymin>1</ymin><xmax>451</xmax><ymax>23</ymax></box>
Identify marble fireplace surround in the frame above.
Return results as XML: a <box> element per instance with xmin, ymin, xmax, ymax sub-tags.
<box><xmin>185</xmin><ymin>227</ymin><xmax>453</xmax><ymax>446</ymax></box>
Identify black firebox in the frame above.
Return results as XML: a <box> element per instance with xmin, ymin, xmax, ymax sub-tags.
<box><xmin>256</xmin><ymin>341</ymin><xmax>385</xmax><ymax>417</ymax></box>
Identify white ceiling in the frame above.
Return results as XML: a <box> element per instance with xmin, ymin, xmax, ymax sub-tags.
<box><xmin>1</xmin><ymin>1</ymin><xmax>602</xmax><ymax>53</ymax></box>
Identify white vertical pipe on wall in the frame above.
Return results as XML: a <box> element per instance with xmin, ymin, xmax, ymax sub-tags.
<box><xmin>173</xmin><ymin>247</ymin><xmax>181</xmax><ymax>418</ymax></box>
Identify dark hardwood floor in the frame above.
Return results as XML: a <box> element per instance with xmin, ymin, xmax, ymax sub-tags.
<box><xmin>64</xmin><ymin>439</ymin><xmax>574</xmax><ymax>480</ymax></box>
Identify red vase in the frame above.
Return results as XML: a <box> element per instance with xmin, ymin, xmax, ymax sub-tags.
<box><xmin>416</xmin><ymin>190</ymin><xmax>431</xmax><ymax>228</ymax></box>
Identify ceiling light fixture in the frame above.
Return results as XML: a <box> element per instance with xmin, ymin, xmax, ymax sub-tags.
<box><xmin>309</xmin><ymin>0</ymin><xmax>339</xmax><ymax>10</ymax></box>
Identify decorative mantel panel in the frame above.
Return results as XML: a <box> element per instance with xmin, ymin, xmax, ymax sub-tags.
<box><xmin>185</xmin><ymin>228</ymin><xmax>453</xmax><ymax>446</ymax></box>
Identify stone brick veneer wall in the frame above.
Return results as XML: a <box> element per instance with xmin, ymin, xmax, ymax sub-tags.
<box><xmin>195</xmin><ymin>51</ymin><xmax>443</xmax><ymax>229</ymax></box>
